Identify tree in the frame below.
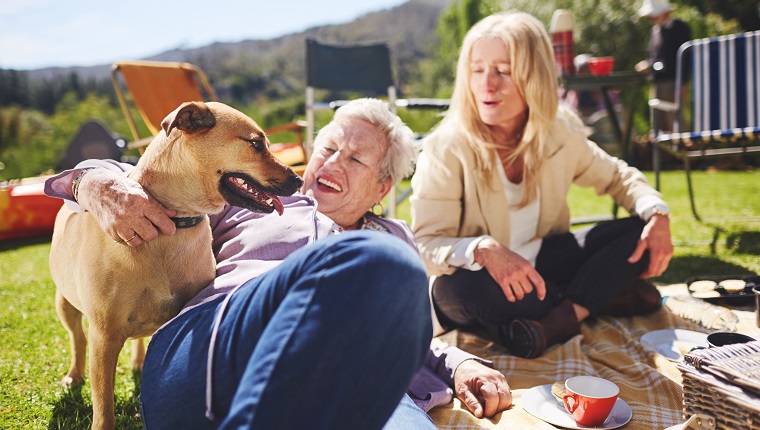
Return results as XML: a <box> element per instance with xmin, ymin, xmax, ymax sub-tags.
<box><xmin>408</xmin><ymin>0</ymin><xmax>500</xmax><ymax>98</ymax></box>
<box><xmin>0</xmin><ymin>69</ymin><xmax>31</xmax><ymax>107</ymax></box>
<box><xmin>683</xmin><ymin>0</ymin><xmax>759</xmax><ymax>31</ymax></box>
<box><xmin>0</xmin><ymin>93</ymin><xmax>130</xmax><ymax>181</ymax></box>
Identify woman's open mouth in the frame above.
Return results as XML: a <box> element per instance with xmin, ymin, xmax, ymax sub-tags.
<box><xmin>317</xmin><ymin>177</ymin><xmax>342</xmax><ymax>192</ymax></box>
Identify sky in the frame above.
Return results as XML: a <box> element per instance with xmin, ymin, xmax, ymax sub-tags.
<box><xmin>0</xmin><ymin>0</ymin><xmax>408</xmax><ymax>70</ymax></box>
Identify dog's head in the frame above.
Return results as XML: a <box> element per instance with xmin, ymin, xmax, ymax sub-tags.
<box><xmin>142</xmin><ymin>101</ymin><xmax>302</xmax><ymax>215</ymax></box>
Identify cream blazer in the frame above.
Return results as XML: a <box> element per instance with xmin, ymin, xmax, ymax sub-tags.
<box><xmin>410</xmin><ymin>115</ymin><xmax>662</xmax><ymax>277</ymax></box>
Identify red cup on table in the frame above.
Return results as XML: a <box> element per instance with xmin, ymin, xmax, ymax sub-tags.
<box><xmin>588</xmin><ymin>57</ymin><xmax>615</xmax><ymax>76</ymax></box>
<box><xmin>563</xmin><ymin>376</ymin><xmax>619</xmax><ymax>427</ymax></box>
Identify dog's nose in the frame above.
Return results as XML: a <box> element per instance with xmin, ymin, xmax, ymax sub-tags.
<box><xmin>290</xmin><ymin>174</ymin><xmax>304</xmax><ymax>189</ymax></box>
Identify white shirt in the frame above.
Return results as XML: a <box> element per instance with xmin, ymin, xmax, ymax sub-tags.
<box><xmin>446</xmin><ymin>162</ymin><xmax>542</xmax><ymax>270</ymax></box>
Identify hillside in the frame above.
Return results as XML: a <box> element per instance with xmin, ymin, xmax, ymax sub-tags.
<box><xmin>25</xmin><ymin>0</ymin><xmax>454</xmax><ymax>100</ymax></box>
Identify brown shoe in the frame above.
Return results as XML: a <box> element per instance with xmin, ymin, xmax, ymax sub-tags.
<box><xmin>602</xmin><ymin>279</ymin><xmax>662</xmax><ymax>317</ymax></box>
<box><xmin>505</xmin><ymin>300</ymin><xmax>581</xmax><ymax>358</ymax></box>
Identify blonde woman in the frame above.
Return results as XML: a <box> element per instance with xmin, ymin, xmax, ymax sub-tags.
<box><xmin>411</xmin><ymin>12</ymin><xmax>673</xmax><ymax>359</ymax></box>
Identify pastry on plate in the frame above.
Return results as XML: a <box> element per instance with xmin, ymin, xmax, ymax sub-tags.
<box><xmin>689</xmin><ymin>280</ymin><xmax>717</xmax><ymax>292</ymax></box>
<box><xmin>720</xmin><ymin>279</ymin><xmax>746</xmax><ymax>293</ymax></box>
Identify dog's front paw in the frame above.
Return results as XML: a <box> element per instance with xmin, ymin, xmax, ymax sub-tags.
<box><xmin>61</xmin><ymin>374</ymin><xmax>84</xmax><ymax>388</ymax></box>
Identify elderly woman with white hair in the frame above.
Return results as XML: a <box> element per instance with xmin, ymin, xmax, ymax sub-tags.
<box><xmin>44</xmin><ymin>98</ymin><xmax>510</xmax><ymax>429</ymax></box>
<box><xmin>300</xmin><ymin>98</ymin><xmax>511</xmax><ymax>425</ymax></box>
<box><xmin>411</xmin><ymin>12</ymin><xmax>674</xmax><ymax>359</ymax></box>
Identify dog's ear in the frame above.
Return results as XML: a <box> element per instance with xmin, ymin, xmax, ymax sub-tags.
<box><xmin>162</xmin><ymin>101</ymin><xmax>216</xmax><ymax>136</ymax></box>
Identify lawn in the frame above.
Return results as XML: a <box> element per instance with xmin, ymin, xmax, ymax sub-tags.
<box><xmin>1</xmin><ymin>170</ymin><xmax>758</xmax><ymax>429</ymax></box>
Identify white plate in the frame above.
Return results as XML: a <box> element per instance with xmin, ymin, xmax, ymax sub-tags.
<box><xmin>640</xmin><ymin>329</ymin><xmax>708</xmax><ymax>361</ymax></box>
<box><xmin>522</xmin><ymin>384</ymin><xmax>632</xmax><ymax>429</ymax></box>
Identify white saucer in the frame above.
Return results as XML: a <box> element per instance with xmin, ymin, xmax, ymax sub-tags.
<box><xmin>640</xmin><ymin>329</ymin><xmax>708</xmax><ymax>361</ymax></box>
<box><xmin>522</xmin><ymin>384</ymin><xmax>632</xmax><ymax>429</ymax></box>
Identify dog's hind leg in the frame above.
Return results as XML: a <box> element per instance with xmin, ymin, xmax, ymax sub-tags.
<box><xmin>88</xmin><ymin>326</ymin><xmax>125</xmax><ymax>430</ymax></box>
<box><xmin>131</xmin><ymin>338</ymin><xmax>145</xmax><ymax>371</ymax></box>
<box><xmin>55</xmin><ymin>290</ymin><xmax>86</xmax><ymax>387</ymax></box>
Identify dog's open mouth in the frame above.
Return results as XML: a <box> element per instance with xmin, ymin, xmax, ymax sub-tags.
<box><xmin>220</xmin><ymin>173</ymin><xmax>285</xmax><ymax>215</ymax></box>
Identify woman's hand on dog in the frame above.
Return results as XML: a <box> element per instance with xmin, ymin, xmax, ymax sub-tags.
<box><xmin>77</xmin><ymin>168</ymin><xmax>177</xmax><ymax>247</ymax></box>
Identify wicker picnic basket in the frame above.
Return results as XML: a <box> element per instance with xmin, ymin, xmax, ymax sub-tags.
<box><xmin>679</xmin><ymin>341</ymin><xmax>760</xmax><ymax>429</ymax></box>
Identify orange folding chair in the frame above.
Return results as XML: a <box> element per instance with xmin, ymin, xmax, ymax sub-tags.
<box><xmin>111</xmin><ymin>60</ymin><xmax>306</xmax><ymax>172</ymax></box>
<box><xmin>112</xmin><ymin>60</ymin><xmax>216</xmax><ymax>150</ymax></box>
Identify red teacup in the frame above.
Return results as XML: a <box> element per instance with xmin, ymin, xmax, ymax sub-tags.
<box><xmin>563</xmin><ymin>376</ymin><xmax>619</xmax><ymax>427</ymax></box>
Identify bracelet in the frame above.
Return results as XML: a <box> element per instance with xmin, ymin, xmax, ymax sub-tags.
<box><xmin>71</xmin><ymin>168</ymin><xmax>93</xmax><ymax>203</ymax></box>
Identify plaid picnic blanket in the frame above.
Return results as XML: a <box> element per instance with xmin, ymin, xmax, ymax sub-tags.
<box><xmin>430</xmin><ymin>284</ymin><xmax>760</xmax><ymax>430</ymax></box>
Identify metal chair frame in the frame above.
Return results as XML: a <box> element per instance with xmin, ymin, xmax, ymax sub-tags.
<box><xmin>305</xmin><ymin>38</ymin><xmax>401</xmax><ymax>216</ymax></box>
<box><xmin>112</xmin><ymin>60</ymin><xmax>217</xmax><ymax>150</ymax></box>
<box><xmin>111</xmin><ymin>60</ymin><xmax>306</xmax><ymax>172</ymax></box>
<box><xmin>650</xmin><ymin>31</ymin><xmax>760</xmax><ymax>220</ymax></box>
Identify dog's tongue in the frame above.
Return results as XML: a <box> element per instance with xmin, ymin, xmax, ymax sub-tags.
<box><xmin>269</xmin><ymin>193</ymin><xmax>284</xmax><ymax>216</ymax></box>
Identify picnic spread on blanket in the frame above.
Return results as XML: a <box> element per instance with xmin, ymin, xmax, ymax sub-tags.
<box><xmin>429</xmin><ymin>283</ymin><xmax>760</xmax><ymax>429</ymax></box>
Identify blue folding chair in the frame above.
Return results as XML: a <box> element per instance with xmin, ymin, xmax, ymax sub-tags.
<box><xmin>650</xmin><ymin>30</ymin><xmax>760</xmax><ymax>220</ymax></box>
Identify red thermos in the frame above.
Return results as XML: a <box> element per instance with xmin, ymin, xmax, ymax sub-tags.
<box><xmin>550</xmin><ymin>9</ymin><xmax>576</xmax><ymax>76</ymax></box>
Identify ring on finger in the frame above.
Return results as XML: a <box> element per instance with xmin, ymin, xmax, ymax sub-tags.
<box><xmin>124</xmin><ymin>234</ymin><xmax>137</xmax><ymax>243</ymax></box>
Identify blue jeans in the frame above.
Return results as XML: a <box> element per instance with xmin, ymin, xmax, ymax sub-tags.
<box><xmin>140</xmin><ymin>231</ymin><xmax>433</xmax><ymax>429</ymax></box>
<box><xmin>383</xmin><ymin>394</ymin><xmax>437</xmax><ymax>430</ymax></box>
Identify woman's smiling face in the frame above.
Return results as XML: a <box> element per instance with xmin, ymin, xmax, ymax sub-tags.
<box><xmin>301</xmin><ymin>117</ymin><xmax>391</xmax><ymax>230</ymax></box>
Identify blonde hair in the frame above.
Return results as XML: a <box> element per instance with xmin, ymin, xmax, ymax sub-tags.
<box><xmin>435</xmin><ymin>11</ymin><xmax>561</xmax><ymax>206</ymax></box>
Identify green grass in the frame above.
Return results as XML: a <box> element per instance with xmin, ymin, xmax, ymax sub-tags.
<box><xmin>1</xmin><ymin>170</ymin><xmax>758</xmax><ymax>429</ymax></box>
<box><xmin>391</xmin><ymin>169</ymin><xmax>760</xmax><ymax>283</ymax></box>
<box><xmin>0</xmin><ymin>239</ymin><xmax>142</xmax><ymax>429</ymax></box>
<box><xmin>566</xmin><ymin>170</ymin><xmax>760</xmax><ymax>283</ymax></box>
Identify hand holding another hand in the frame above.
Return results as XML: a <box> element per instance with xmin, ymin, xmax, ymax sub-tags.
<box><xmin>76</xmin><ymin>168</ymin><xmax>177</xmax><ymax>247</ymax></box>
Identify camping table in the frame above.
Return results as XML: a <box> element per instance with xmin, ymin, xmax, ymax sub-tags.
<box><xmin>559</xmin><ymin>71</ymin><xmax>650</xmax><ymax>222</ymax></box>
<box><xmin>559</xmin><ymin>71</ymin><xmax>649</xmax><ymax>165</ymax></box>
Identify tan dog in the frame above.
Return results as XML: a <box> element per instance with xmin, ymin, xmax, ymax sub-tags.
<box><xmin>49</xmin><ymin>101</ymin><xmax>302</xmax><ymax>430</ymax></box>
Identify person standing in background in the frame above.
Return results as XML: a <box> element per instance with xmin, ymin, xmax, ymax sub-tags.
<box><xmin>635</xmin><ymin>0</ymin><xmax>691</xmax><ymax>133</ymax></box>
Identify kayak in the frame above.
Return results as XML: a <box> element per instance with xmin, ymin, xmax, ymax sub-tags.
<box><xmin>0</xmin><ymin>177</ymin><xmax>62</xmax><ymax>241</ymax></box>
<box><xmin>0</xmin><ymin>140</ymin><xmax>304</xmax><ymax>243</ymax></box>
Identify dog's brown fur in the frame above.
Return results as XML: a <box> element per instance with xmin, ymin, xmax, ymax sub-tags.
<box><xmin>49</xmin><ymin>101</ymin><xmax>302</xmax><ymax>429</ymax></box>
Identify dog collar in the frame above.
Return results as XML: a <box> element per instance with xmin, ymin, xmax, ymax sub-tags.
<box><xmin>172</xmin><ymin>216</ymin><xmax>205</xmax><ymax>229</ymax></box>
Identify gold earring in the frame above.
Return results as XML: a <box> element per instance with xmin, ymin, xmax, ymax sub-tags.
<box><xmin>372</xmin><ymin>202</ymin><xmax>384</xmax><ymax>216</ymax></box>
